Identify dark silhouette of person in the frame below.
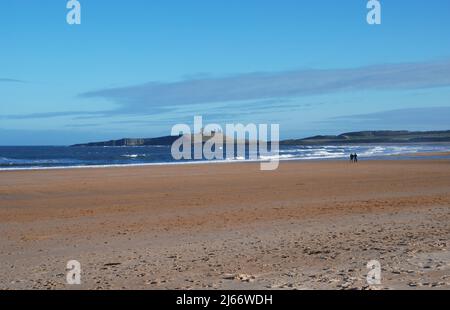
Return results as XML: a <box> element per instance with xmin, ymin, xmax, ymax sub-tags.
<box><xmin>354</xmin><ymin>153</ymin><xmax>358</xmax><ymax>163</ymax></box>
<box><xmin>350</xmin><ymin>154</ymin><xmax>354</xmax><ymax>162</ymax></box>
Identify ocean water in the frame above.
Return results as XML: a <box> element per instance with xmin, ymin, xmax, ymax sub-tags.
<box><xmin>0</xmin><ymin>144</ymin><xmax>449</xmax><ymax>170</ymax></box>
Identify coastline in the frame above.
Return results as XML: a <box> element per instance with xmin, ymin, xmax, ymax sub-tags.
<box><xmin>1</xmin><ymin>149</ymin><xmax>450</xmax><ymax>172</ymax></box>
<box><xmin>1</xmin><ymin>159</ymin><xmax>449</xmax><ymax>289</ymax></box>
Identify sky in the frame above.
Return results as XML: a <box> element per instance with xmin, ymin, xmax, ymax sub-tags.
<box><xmin>1</xmin><ymin>0</ymin><xmax>450</xmax><ymax>145</ymax></box>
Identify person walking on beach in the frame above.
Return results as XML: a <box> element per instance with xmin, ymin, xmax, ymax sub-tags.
<box><xmin>349</xmin><ymin>153</ymin><xmax>358</xmax><ymax>163</ymax></box>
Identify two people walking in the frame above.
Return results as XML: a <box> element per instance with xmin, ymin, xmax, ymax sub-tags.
<box><xmin>350</xmin><ymin>153</ymin><xmax>358</xmax><ymax>163</ymax></box>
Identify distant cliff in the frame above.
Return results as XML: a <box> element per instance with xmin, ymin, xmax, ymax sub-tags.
<box><xmin>71</xmin><ymin>132</ymin><xmax>250</xmax><ymax>147</ymax></box>
<box><xmin>281</xmin><ymin>130</ymin><xmax>450</xmax><ymax>145</ymax></box>
<box><xmin>71</xmin><ymin>130</ymin><xmax>450</xmax><ymax>147</ymax></box>
<box><xmin>71</xmin><ymin>136</ymin><xmax>181</xmax><ymax>147</ymax></box>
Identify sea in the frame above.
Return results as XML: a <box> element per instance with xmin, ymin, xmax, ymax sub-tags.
<box><xmin>0</xmin><ymin>144</ymin><xmax>449</xmax><ymax>171</ymax></box>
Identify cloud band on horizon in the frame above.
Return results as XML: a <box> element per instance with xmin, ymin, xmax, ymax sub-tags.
<box><xmin>3</xmin><ymin>60</ymin><xmax>450</xmax><ymax>121</ymax></box>
<box><xmin>78</xmin><ymin>60</ymin><xmax>450</xmax><ymax>114</ymax></box>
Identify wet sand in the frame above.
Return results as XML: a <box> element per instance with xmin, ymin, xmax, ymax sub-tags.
<box><xmin>0</xmin><ymin>160</ymin><xmax>449</xmax><ymax>290</ymax></box>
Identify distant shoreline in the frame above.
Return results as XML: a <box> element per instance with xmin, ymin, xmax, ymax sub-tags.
<box><xmin>2</xmin><ymin>141</ymin><xmax>450</xmax><ymax>148</ymax></box>
<box><xmin>1</xmin><ymin>150</ymin><xmax>450</xmax><ymax>172</ymax></box>
<box><xmin>69</xmin><ymin>130</ymin><xmax>450</xmax><ymax>147</ymax></box>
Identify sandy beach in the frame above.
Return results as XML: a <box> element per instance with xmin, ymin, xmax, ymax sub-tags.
<box><xmin>0</xmin><ymin>159</ymin><xmax>449</xmax><ymax>290</ymax></box>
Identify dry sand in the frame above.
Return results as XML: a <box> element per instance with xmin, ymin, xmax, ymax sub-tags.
<box><xmin>0</xmin><ymin>160</ymin><xmax>449</xmax><ymax>290</ymax></box>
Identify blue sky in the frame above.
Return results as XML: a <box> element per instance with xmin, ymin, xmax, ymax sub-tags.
<box><xmin>1</xmin><ymin>0</ymin><xmax>450</xmax><ymax>145</ymax></box>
